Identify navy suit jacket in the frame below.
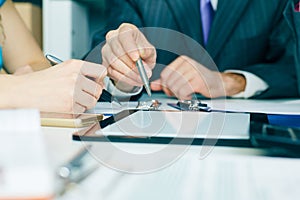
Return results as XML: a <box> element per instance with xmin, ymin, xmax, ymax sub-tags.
<box><xmin>91</xmin><ymin>0</ymin><xmax>299</xmax><ymax>98</ymax></box>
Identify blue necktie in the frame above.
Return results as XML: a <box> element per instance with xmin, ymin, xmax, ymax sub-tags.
<box><xmin>200</xmin><ymin>0</ymin><xmax>215</xmax><ymax>45</ymax></box>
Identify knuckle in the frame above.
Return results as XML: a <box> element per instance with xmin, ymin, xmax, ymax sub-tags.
<box><xmin>178</xmin><ymin>89</ymin><xmax>186</xmax><ymax>98</ymax></box>
<box><xmin>101</xmin><ymin>45</ymin><xmax>106</xmax><ymax>55</ymax></box>
<box><xmin>114</xmin><ymin>45</ymin><xmax>124</xmax><ymax>56</ymax></box>
<box><xmin>67</xmin><ymin>59</ymin><xmax>80</xmax><ymax>66</ymax></box>
<box><xmin>64</xmin><ymin>59</ymin><xmax>74</xmax><ymax>66</ymax></box>
<box><xmin>107</xmin><ymin>67</ymin><xmax>114</xmax><ymax>77</ymax></box>
<box><xmin>160</xmin><ymin>73</ymin><xmax>167</xmax><ymax>82</ymax></box>
<box><xmin>166</xmin><ymin>80</ymin><xmax>172</xmax><ymax>89</ymax></box>
<box><xmin>152</xmin><ymin>48</ymin><xmax>157</xmax><ymax>59</ymax></box>
<box><xmin>106</xmin><ymin>30</ymin><xmax>116</xmax><ymax>40</ymax></box>
<box><xmin>100</xmin><ymin>66</ymin><xmax>108</xmax><ymax>77</ymax></box>
<box><xmin>160</xmin><ymin>69</ymin><xmax>169</xmax><ymax>80</ymax></box>
<box><xmin>108</xmin><ymin>68</ymin><xmax>120</xmax><ymax>81</ymax></box>
<box><xmin>66</xmin><ymin>60</ymin><xmax>83</xmax><ymax>72</ymax></box>
<box><xmin>120</xmin><ymin>23</ymin><xmax>137</xmax><ymax>30</ymax></box>
<box><xmin>101</xmin><ymin>44</ymin><xmax>110</xmax><ymax>56</ymax></box>
<box><xmin>108</xmin><ymin>55</ymin><xmax>116</xmax><ymax>66</ymax></box>
<box><xmin>180</xmin><ymin>55</ymin><xmax>188</xmax><ymax>60</ymax></box>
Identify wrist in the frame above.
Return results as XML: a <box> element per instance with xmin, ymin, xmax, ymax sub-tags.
<box><xmin>221</xmin><ymin>73</ymin><xmax>246</xmax><ymax>96</ymax></box>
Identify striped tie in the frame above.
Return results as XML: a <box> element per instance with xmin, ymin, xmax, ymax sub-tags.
<box><xmin>295</xmin><ymin>1</ymin><xmax>300</xmax><ymax>12</ymax></box>
<box><xmin>200</xmin><ymin>0</ymin><xmax>215</xmax><ymax>45</ymax></box>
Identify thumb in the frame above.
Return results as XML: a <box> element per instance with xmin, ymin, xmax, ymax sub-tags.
<box><xmin>136</xmin><ymin>34</ymin><xmax>156</xmax><ymax>66</ymax></box>
<box><xmin>150</xmin><ymin>79</ymin><xmax>163</xmax><ymax>91</ymax></box>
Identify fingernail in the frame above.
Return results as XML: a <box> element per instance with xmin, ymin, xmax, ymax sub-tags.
<box><xmin>139</xmin><ymin>48</ymin><xmax>145</xmax><ymax>57</ymax></box>
<box><xmin>131</xmin><ymin>52</ymin><xmax>139</xmax><ymax>61</ymax></box>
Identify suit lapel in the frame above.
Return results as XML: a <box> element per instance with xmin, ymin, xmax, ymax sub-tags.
<box><xmin>206</xmin><ymin>0</ymin><xmax>250</xmax><ymax>59</ymax></box>
<box><xmin>165</xmin><ymin>0</ymin><xmax>203</xmax><ymax>43</ymax></box>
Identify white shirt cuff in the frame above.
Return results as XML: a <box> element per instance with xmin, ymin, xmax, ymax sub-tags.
<box><xmin>104</xmin><ymin>77</ymin><xmax>143</xmax><ymax>99</ymax></box>
<box><xmin>225</xmin><ymin>70</ymin><xmax>269</xmax><ymax>98</ymax></box>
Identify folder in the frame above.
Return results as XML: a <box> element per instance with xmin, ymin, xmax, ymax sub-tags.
<box><xmin>40</xmin><ymin>112</ymin><xmax>103</xmax><ymax>128</ymax></box>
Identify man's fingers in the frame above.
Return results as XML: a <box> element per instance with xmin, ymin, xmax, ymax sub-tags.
<box><xmin>150</xmin><ymin>79</ymin><xmax>163</xmax><ymax>91</ymax></box>
<box><xmin>173</xmin><ymin>79</ymin><xmax>194</xmax><ymax>100</ymax></box>
<box><xmin>160</xmin><ymin>57</ymin><xmax>185</xmax><ymax>86</ymax></box>
<box><xmin>103</xmin><ymin>23</ymin><xmax>157</xmax><ymax>88</ymax></box>
<box><xmin>136</xmin><ymin>33</ymin><xmax>156</xmax><ymax>64</ymax></box>
<box><xmin>118</xmin><ymin>24</ymin><xmax>140</xmax><ymax>61</ymax></box>
<box><xmin>108</xmin><ymin>67</ymin><xmax>143</xmax><ymax>87</ymax></box>
<box><xmin>162</xmin><ymin>86</ymin><xmax>174</xmax><ymax>97</ymax></box>
<box><xmin>107</xmin><ymin>35</ymin><xmax>136</xmax><ymax>70</ymax></box>
<box><xmin>104</xmin><ymin>48</ymin><xmax>140</xmax><ymax>80</ymax></box>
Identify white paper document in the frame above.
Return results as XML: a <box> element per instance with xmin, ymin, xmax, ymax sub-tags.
<box><xmin>100</xmin><ymin>111</ymin><xmax>250</xmax><ymax>139</ymax></box>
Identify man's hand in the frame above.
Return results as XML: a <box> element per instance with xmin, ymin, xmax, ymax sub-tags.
<box><xmin>151</xmin><ymin>56</ymin><xmax>246</xmax><ymax>99</ymax></box>
<box><xmin>102</xmin><ymin>23</ymin><xmax>156</xmax><ymax>92</ymax></box>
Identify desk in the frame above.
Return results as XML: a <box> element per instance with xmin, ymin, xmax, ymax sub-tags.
<box><xmin>39</xmin><ymin>96</ymin><xmax>300</xmax><ymax>200</ymax></box>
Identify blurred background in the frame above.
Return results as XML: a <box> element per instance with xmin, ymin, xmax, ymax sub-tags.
<box><xmin>13</xmin><ymin>0</ymin><xmax>106</xmax><ymax>60</ymax></box>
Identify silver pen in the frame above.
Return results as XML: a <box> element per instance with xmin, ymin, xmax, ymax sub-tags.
<box><xmin>45</xmin><ymin>54</ymin><xmax>63</xmax><ymax>66</ymax></box>
<box><xmin>136</xmin><ymin>58</ymin><xmax>152</xmax><ymax>97</ymax></box>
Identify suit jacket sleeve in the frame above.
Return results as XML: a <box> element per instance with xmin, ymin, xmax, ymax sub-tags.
<box><xmin>91</xmin><ymin>0</ymin><xmax>300</xmax><ymax>99</ymax></box>
<box><xmin>242</xmin><ymin>7</ymin><xmax>299</xmax><ymax>98</ymax></box>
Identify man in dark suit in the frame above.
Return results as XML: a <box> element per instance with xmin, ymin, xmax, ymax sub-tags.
<box><xmin>93</xmin><ymin>0</ymin><xmax>299</xmax><ymax>99</ymax></box>
<box><xmin>284</xmin><ymin>0</ymin><xmax>300</xmax><ymax>95</ymax></box>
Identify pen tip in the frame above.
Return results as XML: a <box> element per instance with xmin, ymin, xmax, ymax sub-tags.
<box><xmin>145</xmin><ymin>87</ymin><xmax>152</xmax><ymax>97</ymax></box>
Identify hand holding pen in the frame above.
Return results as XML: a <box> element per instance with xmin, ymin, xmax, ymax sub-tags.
<box><xmin>102</xmin><ymin>23</ymin><xmax>156</xmax><ymax>96</ymax></box>
<box><xmin>46</xmin><ymin>55</ymin><xmax>122</xmax><ymax>106</ymax></box>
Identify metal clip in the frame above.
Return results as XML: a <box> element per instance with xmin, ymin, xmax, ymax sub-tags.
<box><xmin>177</xmin><ymin>100</ymin><xmax>211</xmax><ymax>112</ymax></box>
<box><xmin>136</xmin><ymin>100</ymin><xmax>161</xmax><ymax>110</ymax></box>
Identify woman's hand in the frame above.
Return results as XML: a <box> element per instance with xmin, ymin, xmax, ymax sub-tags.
<box><xmin>2</xmin><ymin>60</ymin><xmax>107</xmax><ymax>113</ymax></box>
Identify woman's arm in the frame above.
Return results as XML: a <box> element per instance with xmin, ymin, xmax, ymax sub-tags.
<box><xmin>1</xmin><ymin>0</ymin><xmax>50</xmax><ymax>73</ymax></box>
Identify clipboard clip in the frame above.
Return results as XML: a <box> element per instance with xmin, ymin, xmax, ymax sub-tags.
<box><xmin>176</xmin><ymin>100</ymin><xmax>211</xmax><ymax>112</ymax></box>
<box><xmin>136</xmin><ymin>100</ymin><xmax>162</xmax><ymax>110</ymax></box>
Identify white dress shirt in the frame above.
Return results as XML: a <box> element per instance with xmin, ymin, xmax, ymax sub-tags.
<box><xmin>104</xmin><ymin>77</ymin><xmax>142</xmax><ymax>99</ymax></box>
<box><xmin>209</xmin><ymin>0</ymin><xmax>268</xmax><ymax>98</ymax></box>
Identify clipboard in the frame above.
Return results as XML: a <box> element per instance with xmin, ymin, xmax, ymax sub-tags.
<box><xmin>72</xmin><ymin>109</ymin><xmax>300</xmax><ymax>156</ymax></box>
<box><xmin>72</xmin><ymin>109</ymin><xmax>252</xmax><ymax>147</ymax></box>
<box><xmin>40</xmin><ymin>112</ymin><xmax>103</xmax><ymax>128</ymax></box>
